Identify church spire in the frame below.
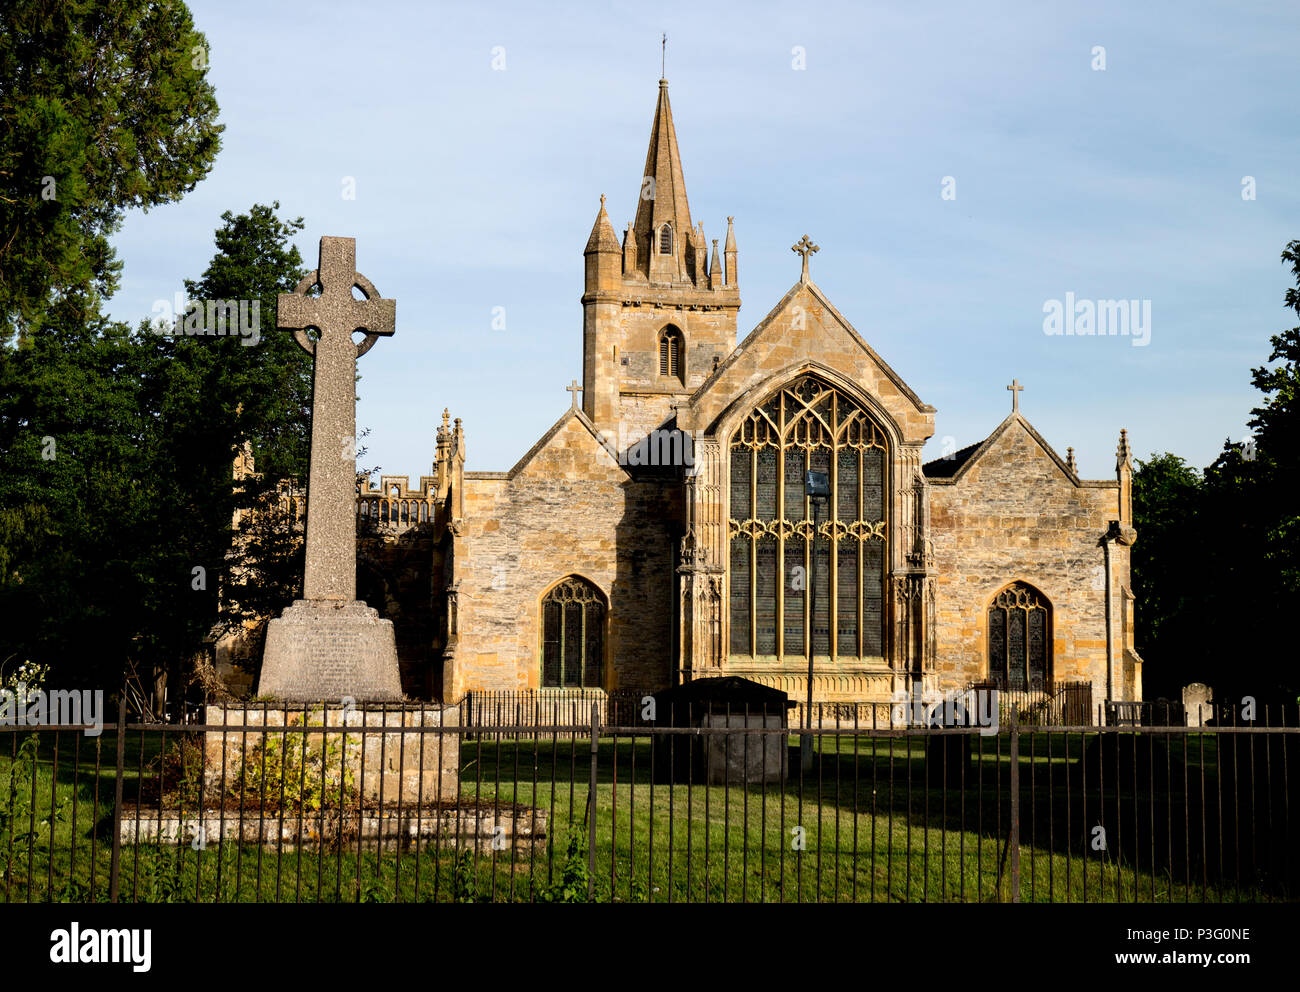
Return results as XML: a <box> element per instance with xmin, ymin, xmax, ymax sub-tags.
<box><xmin>584</xmin><ymin>194</ymin><xmax>621</xmax><ymax>294</ymax></box>
<box><xmin>632</xmin><ymin>78</ymin><xmax>694</xmax><ymax>284</ymax></box>
<box><xmin>1116</xmin><ymin>428</ymin><xmax>1134</xmax><ymax>532</ymax></box>
<box><xmin>724</xmin><ymin>215</ymin><xmax>738</xmax><ymax>287</ymax></box>
<box><xmin>581</xmin><ymin>76</ymin><xmax>741</xmax><ymax>432</ymax></box>
<box><xmin>584</xmin><ymin>194</ymin><xmax>620</xmax><ymax>255</ymax></box>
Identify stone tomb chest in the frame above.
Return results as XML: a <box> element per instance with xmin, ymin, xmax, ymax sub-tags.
<box><xmin>651</xmin><ymin>677</ymin><xmax>793</xmax><ymax>786</ymax></box>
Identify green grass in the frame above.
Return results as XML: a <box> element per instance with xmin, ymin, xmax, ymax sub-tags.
<box><xmin>0</xmin><ymin>727</ymin><xmax>1294</xmax><ymax>903</ymax></box>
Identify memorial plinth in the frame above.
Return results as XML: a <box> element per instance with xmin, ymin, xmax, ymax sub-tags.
<box><xmin>258</xmin><ymin>600</ymin><xmax>403</xmax><ymax>702</ymax></box>
<box><xmin>202</xmin><ymin>702</ymin><xmax>460</xmax><ymax>804</ymax></box>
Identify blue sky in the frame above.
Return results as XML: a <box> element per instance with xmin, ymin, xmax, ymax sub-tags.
<box><xmin>105</xmin><ymin>0</ymin><xmax>1300</xmax><ymax>480</ymax></box>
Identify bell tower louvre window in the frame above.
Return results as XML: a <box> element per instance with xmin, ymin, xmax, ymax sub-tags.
<box><xmin>659</xmin><ymin>326</ymin><xmax>684</xmax><ymax>382</ymax></box>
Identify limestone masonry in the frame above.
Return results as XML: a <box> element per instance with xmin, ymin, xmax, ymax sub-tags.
<box><xmin>225</xmin><ymin>78</ymin><xmax>1141</xmax><ymax>715</ymax></box>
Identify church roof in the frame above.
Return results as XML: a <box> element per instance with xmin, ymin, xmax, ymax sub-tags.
<box><xmin>924</xmin><ymin>411</ymin><xmax>1108</xmax><ymax>487</ymax></box>
<box><xmin>631</xmin><ymin>79</ymin><xmax>693</xmax><ymax>258</ymax></box>
<box><xmin>922</xmin><ymin>440</ymin><xmax>981</xmax><ymax>477</ymax></box>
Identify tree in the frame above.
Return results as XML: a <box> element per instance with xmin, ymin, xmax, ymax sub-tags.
<box><xmin>127</xmin><ymin>203</ymin><xmax>313</xmax><ymax>695</ymax></box>
<box><xmin>1129</xmin><ymin>241</ymin><xmax>1300</xmax><ymax>706</ymax></box>
<box><xmin>1185</xmin><ymin>240</ymin><xmax>1300</xmax><ymax>706</ymax></box>
<box><xmin>164</xmin><ymin>204</ymin><xmax>314</xmax><ymax>663</ymax></box>
<box><xmin>176</xmin><ymin>202</ymin><xmax>312</xmax><ymax>482</ymax></box>
<box><xmin>1131</xmin><ymin>453</ymin><xmax>1203</xmax><ymax>699</ymax></box>
<box><xmin>0</xmin><ymin>203</ymin><xmax>311</xmax><ymax>698</ymax></box>
<box><xmin>0</xmin><ymin>0</ymin><xmax>222</xmax><ymax>343</ymax></box>
<box><xmin>1244</xmin><ymin>240</ymin><xmax>1300</xmax><ymax>599</ymax></box>
<box><xmin>0</xmin><ymin>295</ymin><xmax>156</xmax><ymax>689</ymax></box>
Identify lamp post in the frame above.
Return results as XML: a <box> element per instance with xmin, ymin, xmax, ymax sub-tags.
<box><xmin>802</xmin><ymin>469</ymin><xmax>830</xmax><ymax>772</ymax></box>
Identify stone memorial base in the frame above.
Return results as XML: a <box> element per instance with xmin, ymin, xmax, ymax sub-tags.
<box><xmin>119</xmin><ymin>804</ymin><xmax>546</xmax><ymax>853</ymax></box>
<box><xmin>203</xmin><ymin>703</ymin><xmax>461</xmax><ymax>805</ymax></box>
<box><xmin>258</xmin><ymin>599</ymin><xmax>403</xmax><ymax>702</ymax></box>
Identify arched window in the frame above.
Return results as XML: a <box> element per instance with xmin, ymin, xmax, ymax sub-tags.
<box><xmin>728</xmin><ymin>375</ymin><xmax>888</xmax><ymax>660</ymax></box>
<box><xmin>659</xmin><ymin>224</ymin><xmax>673</xmax><ymax>254</ymax></box>
<box><xmin>659</xmin><ymin>326</ymin><xmax>684</xmax><ymax>382</ymax></box>
<box><xmin>987</xmin><ymin>582</ymin><xmax>1051</xmax><ymax>689</ymax></box>
<box><xmin>541</xmin><ymin>576</ymin><xmax>605</xmax><ymax>688</ymax></box>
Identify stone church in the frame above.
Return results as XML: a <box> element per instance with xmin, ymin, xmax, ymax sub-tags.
<box><xmin>236</xmin><ymin>78</ymin><xmax>1142</xmax><ymax>712</ymax></box>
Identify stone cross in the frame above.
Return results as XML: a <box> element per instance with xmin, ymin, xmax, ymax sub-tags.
<box><xmin>792</xmin><ymin>235</ymin><xmax>819</xmax><ymax>283</ymax></box>
<box><xmin>1006</xmin><ymin>378</ymin><xmax>1024</xmax><ymax>414</ymax></box>
<box><xmin>278</xmin><ymin>237</ymin><xmax>395</xmax><ymax>601</ymax></box>
<box><xmin>566</xmin><ymin>379</ymin><xmax>583</xmax><ymax>411</ymax></box>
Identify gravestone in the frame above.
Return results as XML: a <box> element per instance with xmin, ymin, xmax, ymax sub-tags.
<box><xmin>257</xmin><ymin>237</ymin><xmax>403</xmax><ymax>702</ymax></box>
<box><xmin>1183</xmin><ymin>682</ymin><xmax>1213</xmax><ymax>727</ymax></box>
<box><xmin>1144</xmin><ymin>696</ymin><xmax>1184</xmax><ymax>726</ymax></box>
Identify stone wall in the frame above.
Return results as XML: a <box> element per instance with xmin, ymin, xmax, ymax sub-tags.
<box><xmin>444</xmin><ymin>413</ymin><xmax>680</xmax><ymax>698</ymax></box>
<box><xmin>928</xmin><ymin>416</ymin><xmax>1132</xmax><ymax>697</ymax></box>
<box><xmin>357</xmin><ymin>522</ymin><xmax>439</xmax><ymax>698</ymax></box>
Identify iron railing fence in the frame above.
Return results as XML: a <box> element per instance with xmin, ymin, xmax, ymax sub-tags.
<box><xmin>463</xmin><ymin>683</ymin><xmax>1097</xmax><ymax>732</ymax></box>
<box><xmin>1</xmin><ymin>699</ymin><xmax>1296</xmax><ymax>904</ymax></box>
<box><xmin>968</xmin><ymin>679</ymin><xmax>1095</xmax><ymax>727</ymax></box>
<box><xmin>461</xmin><ymin>690</ymin><xmax>644</xmax><ymax>733</ymax></box>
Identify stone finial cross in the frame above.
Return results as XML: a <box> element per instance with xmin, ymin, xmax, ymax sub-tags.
<box><xmin>792</xmin><ymin>235</ymin><xmax>819</xmax><ymax>283</ymax></box>
<box><xmin>1006</xmin><ymin>378</ymin><xmax>1024</xmax><ymax>414</ymax></box>
<box><xmin>277</xmin><ymin>236</ymin><xmax>396</xmax><ymax>602</ymax></box>
<box><xmin>566</xmin><ymin>379</ymin><xmax>584</xmax><ymax>411</ymax></box>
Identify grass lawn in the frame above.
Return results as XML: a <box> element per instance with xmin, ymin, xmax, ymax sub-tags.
<box><xmin>0</xmin><ymin>726</ymin><xmax>1291</xmax><ymax>903</ymax></box>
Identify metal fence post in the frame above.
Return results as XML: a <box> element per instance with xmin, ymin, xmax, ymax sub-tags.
<box><xmin>588</xmin><ymin>702</ymin><xmax>599</xmax><ymax>901</ymax></box>
<box><xmin>1009</xmin><ymin>708</ymin><xmax>1020</xmax><ymax>903</ymax></box>
<box><xmin>109</xmin><ymin>694</ymin><xmax>126</xmax><ymax>903</ymax></box>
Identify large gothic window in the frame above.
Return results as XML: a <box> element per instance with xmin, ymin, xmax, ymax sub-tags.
<box><xmin>987</xmin><ymin>582</ymin><xmax>1051</xmax><ymax>689</ymax></box>
<box><xmin>728</xmin><ymin>376</ymin><xmax>887</xmax><ymax>660</ymax></box>
<box><xmin>541</xmin><ymin>577</ymin><xmax>605</xmax><ymax>688</ymax></box>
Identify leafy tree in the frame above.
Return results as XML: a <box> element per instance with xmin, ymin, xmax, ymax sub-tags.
<box><xmin>1177</xmin><ymin>241</ymin><xmax>1300</xmax><ymax>706</ymax></box>
<box><xmin>0</xmin><ymin>295</ymin><xmax>156</xmax><ymax>688</ymax></box>
<box><xmin>0</xmin><ymin>204</ymin><xmax>311</xmax><ymax>697</ymax></box>
<box><xmin>0</xmin><ymin>0</ymin><xmax>222</xmax><ymax>344</ymax></box>
<box><xmin>179</xmin><ymin>203</ymin><xmax>312</xmax><ymax>481</ymax></box>
<box><xmin>1244</xmin><ymin>240</ymin><xmax>1300</xmax><ymax>600</ymax></box>
<box><xmin>123</xmin><ymin>202</ymin><xmax>313</xmax><ymax>694</ymax></box>
<box><xmin>1131</xmin><ymin>453</ymin><xmax>1202</xmax><ymax>699</ymax></box>
<box><xmin>1195</xmin><ymin>440</ymin><xmax>1284</xmax><ymax>702</ymax></box>
<box><xmin>159</xmin><ymin>204</ymin><xmax>314</xmax><ymax>671</ymax></box>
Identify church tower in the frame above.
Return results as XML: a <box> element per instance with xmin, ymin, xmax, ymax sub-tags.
<box><xmin>582</xmin><ymin>79</ymin><xmax>742</xmax><ymax>438</ymax></box>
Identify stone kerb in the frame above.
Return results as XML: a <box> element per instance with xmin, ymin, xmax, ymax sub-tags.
<box><xmin>203</xmin><ymin>703</ymin><xmax>460</xmax><ymax>805</ymax></box>
<box><xmin>119</xmin><ymin>806</ymin><xmax>546</xmax><ymax>854</ymax></box>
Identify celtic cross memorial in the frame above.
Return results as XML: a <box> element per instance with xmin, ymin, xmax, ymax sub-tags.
<box><xmin>257</xmin><ymin>236</ymin><xmax>403</xmax><ymax>702</ymax></box>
